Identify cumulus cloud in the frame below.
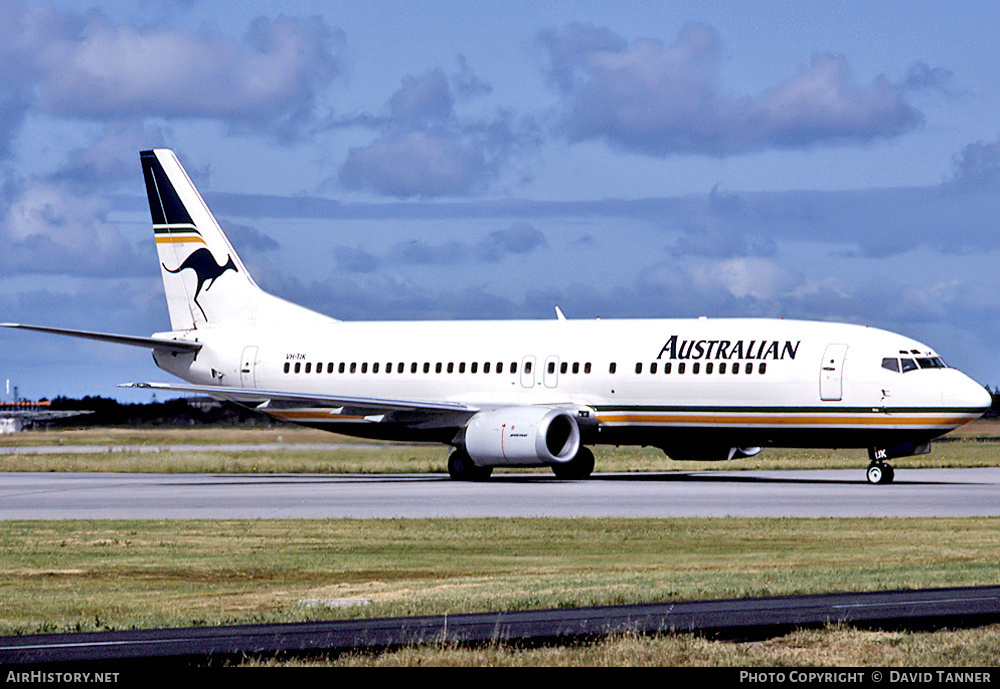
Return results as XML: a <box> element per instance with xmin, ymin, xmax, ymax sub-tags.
<box><xmin>538</xmin><ymin>22</ymin><xmax>922</xmax><ymax>157</ymax></box>
<box><xmin>340</xmin><ymin>130</ymin><xmax>492</xmax><ymax>197</ymax></box>
<box><xmin>900</xmin><ymin>61</ymin><xmax>960</xmax><ymax>97</ymax></box>
<box><xmin>671</xmin><ymin>185</ymin><xmax>777</xmax><ymax>258</ymax></box>
<box><xmin>0</xmin><ymin>181</ymin><xmax>145</xmax><ymax>277</ymax></box>
<box><xmin>476</xmin><ymin>222</ymin><xmax>547</xmax><ymax>262</ymax></box>
<box><xmin>335</xmin><ymin>59</ymin><xmax>540</xmax><ymax>197</ymax></box>
<box><xmin>947</xmin><ymin>136</ymin><xmax>1000</xmax><ymax>192</ymax></box>
<box><xmin>0</xmin><ymin>3</ymin><xmax>343</xmax><ymax>142</ymax></box>
<box><xmin>53</xmin><ymin>123</ymin><xmax>168</xmax><ymax>189</ymax></box>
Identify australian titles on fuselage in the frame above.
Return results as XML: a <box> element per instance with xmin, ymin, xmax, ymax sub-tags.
<box><xmin>1</xmin><ymin>148</ymin><xmax>992</xmax><ymax>485</ymax></box>
<box><xmin>657</xmin><ymin>335</ymin><xmax>800</xmax><ymax>362</ymax></box>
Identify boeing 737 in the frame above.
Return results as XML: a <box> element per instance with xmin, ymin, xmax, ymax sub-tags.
<box><xmin>3</xmin><ymin>150</ymin><xmax>992</xmax><ymax>483</ymax></box>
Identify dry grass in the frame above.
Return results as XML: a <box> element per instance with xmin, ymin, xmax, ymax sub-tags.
<box><xmin>286</xmin><ymin>624</ymin><xmax>1000</xmax><ymax>667</ymax></box>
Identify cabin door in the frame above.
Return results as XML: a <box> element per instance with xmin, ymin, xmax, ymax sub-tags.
<box><xmin>820</xmin><ymin>344</ymin><xmax>848</xmax><ymax>401</ymax></box>
<box><xmin>240</xmin><ymin>346</ymin><xmax>258</xmax><ymax>388</ymax></box>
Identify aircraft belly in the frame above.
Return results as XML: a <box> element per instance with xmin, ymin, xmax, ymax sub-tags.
<box><xmin>591</xmin><ymin>405</ymin><xmax>978</xmax><ymax>449</ymax></box>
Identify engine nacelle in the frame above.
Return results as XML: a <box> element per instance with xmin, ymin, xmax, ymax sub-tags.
<box><xmin>464</xmin><ymin>407</ymin><xmax>581</xmax><ymax>467</ymax></box>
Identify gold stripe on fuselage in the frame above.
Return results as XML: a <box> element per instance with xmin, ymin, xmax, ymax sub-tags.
<box><xmin>594</xmin><ymin>411</ymin><xmax>976</xmax><ymax>430</ymax></box>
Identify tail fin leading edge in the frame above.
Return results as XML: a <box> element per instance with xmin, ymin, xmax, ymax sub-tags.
<box><xmin>141</xmin><ymin>149</ymin><xmax>259</xmax><ymax>330</ymax></box>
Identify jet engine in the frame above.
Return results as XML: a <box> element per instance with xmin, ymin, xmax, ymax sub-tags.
<box><xmin>464</xmin><ymin>407</ymin><xmax>581</xmax><ymax>466</ymax></box>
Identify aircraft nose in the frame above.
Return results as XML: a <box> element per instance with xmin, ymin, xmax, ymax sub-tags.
<box><xmin>972</xmin><ymin>382</ymin><xmax>994</xmax><ymax>413</ymax></box>
<box><xmin>947</xmin><ymin>375</ymin><xmax>993</xmax><ymax>415</ymax></box>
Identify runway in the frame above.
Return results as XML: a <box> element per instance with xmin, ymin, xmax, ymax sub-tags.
<box><xmin>3</xmin><ymin>468</ymin><xmax>1000</xmax><ymax>518</ymax></box>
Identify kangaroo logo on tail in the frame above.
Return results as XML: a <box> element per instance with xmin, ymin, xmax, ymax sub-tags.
<box><xmin>163</xmin><ymin>248</ymin><xmax>238</xmax><ymax>320</ymax></box>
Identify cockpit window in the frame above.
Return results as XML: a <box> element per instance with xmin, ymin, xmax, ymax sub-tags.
<box><xmin>881</xmin><ymin>357</ymin><xmax>899</xmax><ymax>372</ymax></box>
<box><xmin>884</xmin><ymin>354</ymin><xmax>947</xmax><ymax>373</ymax></box>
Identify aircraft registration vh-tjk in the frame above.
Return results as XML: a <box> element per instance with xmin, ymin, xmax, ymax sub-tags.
<box><xmin>3</xmin><ymin>150</ymin><xmax>992</xmax><ymax>483</ymax></box>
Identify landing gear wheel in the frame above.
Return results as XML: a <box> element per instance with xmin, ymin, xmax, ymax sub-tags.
<box><xmin>866</xmin><ymin>462</ymin><xmax>895</xmax><ymax>485</ymax></box>
<box><xmin>448</xmin><ymin>449</ymin><xmax>492</xmax><ymax>481</ymax></box>
<box><xmin>551</xmin><ymin>447</ymin><xmax>595</xmax><ymax>480</ymax></box>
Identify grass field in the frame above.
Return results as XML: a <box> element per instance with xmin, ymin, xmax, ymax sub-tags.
<box><xmin>1</xmin><ymin>422</ymin><xmax>999</xmax><ymax>666</ymax></box>
<box><xmin>2</xmin><ymin>517</ymin><xmax>1000</xmax><ymax>665</ymax></box>
<box><xmin>2</xmin><ymin>417</ymin><xmax>1000</xmax><ymax>474</ymax></box>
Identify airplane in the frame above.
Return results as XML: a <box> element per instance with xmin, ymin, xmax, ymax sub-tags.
<box><xmin>2</xmin><ymin>149</ymin><xmax>992</xmax><ymax>484</ymax></box>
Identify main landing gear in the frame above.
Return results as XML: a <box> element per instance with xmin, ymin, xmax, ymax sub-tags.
<box><xmin>447</xmin><ymin>449</ymin><xmax>493</xmax><ymax>481</ymax></box>
<box><xmin>866</xmin><ymin>461</ymin><xmax>895</xmax><ymax>485</ymax></box>
<box><xmin>551</xmin><ymin>446</ymin><xmax>595</xmax><ymax>480</ymax></box>
<box><xmin>447</xmin><ymin>447</ymin><xmax>597</xmax><ymax>481</ymax></box>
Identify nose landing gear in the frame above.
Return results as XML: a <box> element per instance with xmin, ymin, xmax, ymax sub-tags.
<box><xmin>866</xmin><ymin>461</ymin><xmax>895</xmax><ymax>484</ymax></box>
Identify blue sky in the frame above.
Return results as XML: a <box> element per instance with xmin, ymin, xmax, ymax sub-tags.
<box><xmin>2</xmin><ymin>0</ymin><xmax>1000</xmax><ymax>400</ymax></box>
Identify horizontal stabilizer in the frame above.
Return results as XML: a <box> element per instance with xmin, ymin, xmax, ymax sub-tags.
<box><xmin>1</xmin><ymin>324</ymin><xmax>201</xmax><ymax>354</ymax></box>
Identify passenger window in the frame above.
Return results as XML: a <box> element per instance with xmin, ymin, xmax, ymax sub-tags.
<box><xmin>635</xmin><ymin>363</ymin><xmax>642</xmax><ymax>374</ymax></box>
<box><xmin>372</xmin><ymin>363</ymin><xmax>379</xmax><ymax>374</ymax></box>
<box><xmin>758</xmin><ymin>363</ymin><xmax>766</xmax><ymax>374</ymax></box>
<box><xmin>435</xmin><ymin>363</ymin><xmax>442</xmax><ymax>373</ymax></box>
<box><xmin>693</xmin><ymin>363</ymin><xmax>700</xmax><ymax>374</ymax></box>
<box><xmin>524</xmin><ymin>361</ymin><xmax>532</xmax><ymax>374</ymax></box>
<box><xmin>650</xmin><ymin>362</ymin><xmax>657</xmax><ymax>374</ymax></box>
<box><xmin>284</xmin><ymin>362</ymin><xmax>290</xmax><ymax>373</ymax></box>
<box><xmin>719</xmin><ymin>363</ymin><xmax>726</xmax><ymax>374</ymax></box>
<box><xmin>609</xmin><ymin>363</ymin><xmax>617</xmax><ymax>374</ymax></box>
<box><xmin>447</xmin><ymin>363</ymin><xmax>454</xmax><ymax>373</ymax></box>
<box><xmin>472</xmin><ymin>362</ymin><xmax>479</xmax><ymax>373</ymax></box>
<box><xmin>881</xmin><ymin>358</ymin><xmax>899</xmax><ymax>373</ymax></box>
<box><xmin>572</xmin><ymin>362</ymin><xmax>579</xmax><ymax>374</ymax></box>
<box><xmin>362</xmin><ymin>363</ymin><xmax>368</xmax><ymax>374</ymax></box>
<box><xmin>745</xmin><ymin>363</ymin><xmax>753</xmax><ymax>374</ymax></box>
<box><xmin>663</xmin><ymin>362</ymin><xmax>671</xmax><ymax>374</ymax></box>
<box><xmin>497</xmin><ymin>362</ymin><xmax>503</xmax><ymax>373</ymax></box>
<box><xmin>706</xmin><ymin>363</ymin><xmax>713</xmax><ymax>374</ymax></box>
<box><xmin>295</xmin><ymin>363</ymin><xmax>301</xmax><ymax>373</ymax></box>
<box><xmin>584</xmin><ymin>362</ymin><xmax>591</xmax><ymax>374</ymax></box>
<box><xmin>678</xmin><ymin>362</ymin><xmax>686</xmax><ymax>374</ymax></box>
<box><xmin>511</xmin><ymin>362</ymin><xmax>517</xmax><ymax>374</ymax></box>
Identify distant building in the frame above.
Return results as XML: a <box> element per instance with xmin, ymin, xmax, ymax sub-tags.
<box><xmin>0</xmin><ymin>400</ymin><xmax>91</xmax><ymax>432</ymax></box>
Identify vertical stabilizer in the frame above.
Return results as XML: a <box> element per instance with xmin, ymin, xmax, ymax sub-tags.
<box><xmin>141</xmin><ymin>149</ymin><xmax>260</xmax><ymax>330</ymax></box>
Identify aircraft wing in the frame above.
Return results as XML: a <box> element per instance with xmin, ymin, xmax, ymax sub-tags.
<box><xmin>120</xmin><ymin>381</ymin><xmax>479</xmax><ymax>416</ymax></box>
<box><xmin>1</xmin><ymin>324</ymin><xmax>202</xmax><ymax>354</ymax></box>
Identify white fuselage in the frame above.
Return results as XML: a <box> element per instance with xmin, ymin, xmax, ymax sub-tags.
<box><xmin>153</xmin><ymin>314</ymin><xmax>991</xmax><ymax>455</ymax></box>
